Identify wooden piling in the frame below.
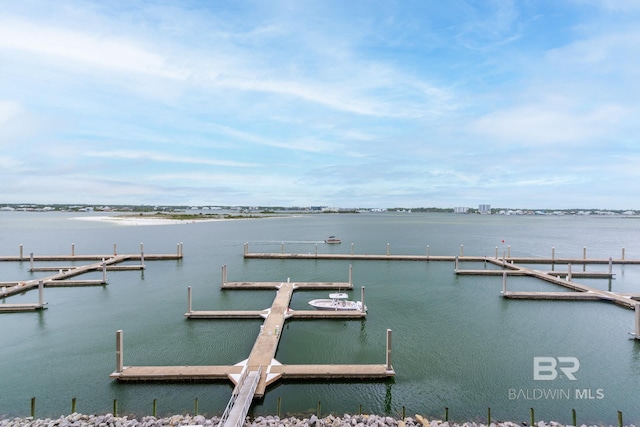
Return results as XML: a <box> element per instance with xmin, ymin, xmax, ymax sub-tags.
<box><xmin>386</xmin><ymin>329</ymin><xmax>392</xmax><ymax>370</ymax></box>
<box><xmin>460</xmin><ymin>244</ymin><xmax>464</xmax><ymax>257</ymax></box>
<box><xmin>361</xmin><ymin>286</ymin><xmax>365</xmax><ymax>313</ymax></box>
<box><xmin>634</xmin><ymin>303</ymin><xmax>640</xmax><ymax>339</ymax></box>
<box><xmin>495</xmin><ymin>246</ymin><xmax>498</xmax><ymax>259</ymax></box>
<box><xmin>568</xmin><ymin>263</ymin><xmax>572</xmax><ymax>281</ymax></box>
<box><xmin>622</xmin><ymin>248</ymin><xmax>625</xmax><ymax>260</ymax></box>
<box><xmin>38</xmin><ymin>280</ymin><xmax>44</xmax><ymax>307</ymax></box>
<box><xmin>31</xmin><ymin>397</ymin><xmax>35</xmax><ymax>418</ymax></box>
<box><xmin>116</xmin><ymin>330</ymin><xmax>124</xmax><ymax>373</ymax></box>
<box><xmin>281</xmin><ymin>242</ymin><xmax>284</xmax><ymax>254</ymax></box>
<box><xmin>426</xmin><ymin>245</ymin><xmax>430</xmax><ymax>259</ymax></box>
<box><xmin>508</xmin><ymin>245</ymin><xmax>511</xmax><ymax>258</ymax></box>
<box><xmin>72</xmin><ymin>397</ymin><xmax>77</xmax><ymax>413</ymax></box>
<box><xmin>351</xmin><ymin>243</ymin><xmax>354</xmax><ymax>255</ymax></box>
<box><xmin>30</xmin><ymin>252</ymin><xmax>34</xmax><ymax>271</ymax></box>
<box><xmin>387</xmin><ymin>243</ymin><xmax>390</xmax><ymax>256</ymax></box>
<box><xmin>244</xmin><ymin>242</ymin><xmax>248</xmax><ymax>256</ymax></box>
<box><xmin>315</xmin><ymin>244</ymin><xmax>318</xmax><ymax>256</ymax></box>
<box><xmin>20</xmin><ymin>244</ymin><xmax>23</xmax><ymax>259</ymax></box>
<box><xmin>102</xmin><ymin>259</ymin><xmax>107</xmax><ymax>283</ymax></box>
<box><xmin>572</xmin><ymin>409</ymin><xmax>576</xmax><ymax>426</ymax></box>
<box><xmin>113</xmin><ymin>244</ymin><xmax>117</xmax><ymax>256</ymax></box>
<box><xmin>188</xmin><ymin>287</ymin><xmax>192</xmax><ymax>314</ymax></box>
<box><xmin>349</xmin><ymin>264</ymin><xmax>353</xmax><ymax>285</ymax></box>
<box><xmin>72</xmin><ymin>243</ymin><xmax>75</xmax><ymax>257</ymax></box>
<box><xmin>502</xmin><ymin>272</ymin><xmax>507</xmax><ymax>294</ymax></box>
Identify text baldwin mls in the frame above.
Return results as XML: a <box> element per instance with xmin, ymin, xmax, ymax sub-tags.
<box><xmin>508</xmin><ymin>357</ymin><xmax>605</xmax><ymax>401</ymax></box>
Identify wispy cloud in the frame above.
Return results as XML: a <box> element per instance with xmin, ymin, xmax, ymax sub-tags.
<box><xmin>1</xmin><ymin>1</ymin><xmax>639</xmax><ymax>208</ymax></box>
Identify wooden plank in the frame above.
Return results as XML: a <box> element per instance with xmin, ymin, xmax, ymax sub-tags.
<box><xmin>0</xmin><ymin>303</ymin><xmax>46</xmax><ymax>312</ymax></box>
<box><xmin>222</xmin><ymin>281</ymin><xmax>352</xmax><ymax>290</ymax></box>
<box><xmin>503</xmin><ymin>292</ymin><xmax>604</xmax><ymax>300</ymax></box>
<box><xmin>270</xmin><ymin>364</ymin><xmax>394</xmax><ymax>378</ymax></box>
<box><xmin>185</xmin><ymin>310</ymin><xmax>268</xmax><ymax>319</ymax></box>
<box><xmin>110</xmin><ymin>365</ymin><xmax>242</xmax><ymax>381</ymax></box>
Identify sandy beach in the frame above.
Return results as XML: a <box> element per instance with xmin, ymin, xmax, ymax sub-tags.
<box><xmin>70</xmin><ymin>215</ymin><xmax>225</xmax><ymax>226</ymax></box>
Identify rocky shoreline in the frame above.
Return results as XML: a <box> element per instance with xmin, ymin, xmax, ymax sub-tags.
<box><xmin>0</xmin><ymin>413</ymin><xmax>636</xmax><ymax>427</ymax></box>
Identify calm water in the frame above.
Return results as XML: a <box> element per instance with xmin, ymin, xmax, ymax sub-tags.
<box><xmin>1</xmin><ymin>212</ymin><xmax>640</xmax><ymax>424</ymax></box>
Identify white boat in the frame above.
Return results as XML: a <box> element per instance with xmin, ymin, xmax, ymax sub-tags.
<box><xmin>308</xmin><ymin>293</ymin><xmax>366</xmax><ymax>311</ymax></box>
<box><xmin>325</xmin><ymin>235</ymin><xmax>341</xmax><ymax>244</ymax></box>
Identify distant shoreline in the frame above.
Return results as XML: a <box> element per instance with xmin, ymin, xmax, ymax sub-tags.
<box><xmin>70</xmin><ymin>213</ymin><xmax>288</xmax><ymax>226</ymax></box>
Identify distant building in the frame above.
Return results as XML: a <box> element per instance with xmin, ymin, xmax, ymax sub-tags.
<box><xmin>454</xmin><ymin>206</ymin><xmax>469</xmax><ymax>214</ymax></box>
<box><xmin>478</xmin><ymin>204</ymin><xmax>491</xmax><ymax>214</ymax></box>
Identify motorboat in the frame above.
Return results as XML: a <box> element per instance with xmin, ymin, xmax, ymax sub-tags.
<box><xmin>325</xmin><ymin>235</ymin><xmax>341</xmax><ymax>244</ymax></box>
<box><xmin>308</xmin><ymin>293</ymin><xmax>366</xmax><ymax>311</ymax></box>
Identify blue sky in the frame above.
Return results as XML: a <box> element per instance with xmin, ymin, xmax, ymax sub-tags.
<box><xmin>1</xmin><ymin>0</ymin><xmax>639</xmax><ymax>209</ymax></box>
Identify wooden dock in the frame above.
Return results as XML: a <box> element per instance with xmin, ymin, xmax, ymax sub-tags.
<box><xmin>111</xmin><ymin>271</ymin><xmax>393</xmax><ymax>415</ymax></box>
<box><xmin>1</xmin><ymin>243</ymin><xmax>183</xmax><ymax>312</ymax></box>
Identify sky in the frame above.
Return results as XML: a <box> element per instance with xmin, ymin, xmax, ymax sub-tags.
<box><xmin>1</xmin><ymin>0</ymin><xmax>639</xmax><ymax>209</ymax></box>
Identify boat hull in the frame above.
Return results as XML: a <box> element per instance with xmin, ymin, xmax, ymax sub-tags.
<box><xmin>308</xmin><ymin>299</ymin><xmax>365</xmax><ymax>311</ymax></box>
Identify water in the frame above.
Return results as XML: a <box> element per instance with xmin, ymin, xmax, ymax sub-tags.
<box><xmin>1</xmin><ymin>212</ymin><xmax>639</xmax><ymax>424</ymax></box>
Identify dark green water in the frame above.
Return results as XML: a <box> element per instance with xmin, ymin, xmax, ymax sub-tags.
<box><xmin>1</xmin><ymin>212</ymin><xmax>639</xmax><ymax>424</ymax></box>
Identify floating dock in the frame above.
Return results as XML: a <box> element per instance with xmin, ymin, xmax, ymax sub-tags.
<box><xmin>111</xmin><ymin>266</ymin><xmax>394</xmax><ymax>427</ymax></box>
<box><xmin>1</xmin><ymin>243</ymin><xmax>183</xmax><ymax>313</ymax></box>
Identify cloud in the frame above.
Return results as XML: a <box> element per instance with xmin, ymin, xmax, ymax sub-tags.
<box><xmin>0</xmin><ymin>18</ymin><xmax>188</xmax><ymax>80</ymax></box>
<box><xmin>85</xmin><ymin>150</ymin><xmax>257</xmax><ymax>168</ymax></box>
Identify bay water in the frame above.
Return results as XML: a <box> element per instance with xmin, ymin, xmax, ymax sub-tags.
<box><xmin>1</xmin><ymin>212</ymin><xmax>639</xmax><ymax>424</ymax></box>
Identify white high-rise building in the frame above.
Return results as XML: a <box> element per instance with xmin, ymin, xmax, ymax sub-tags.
<box><xmin>478</xmin><ymin>204</ymin><xmax>491</xmax><ymax>214</ymax></box>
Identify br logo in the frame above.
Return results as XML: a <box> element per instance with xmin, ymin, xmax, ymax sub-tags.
<box><xmin>533</xmin><ymin>357</ymin><xmax>580</xmax><ymax>380</ymax></box>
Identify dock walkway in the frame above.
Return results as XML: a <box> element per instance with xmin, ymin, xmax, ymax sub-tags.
<box><xmin>111</xmin><ymin>269</ymin><xmax>394</xmax><ymax>418</ymax></box>
<box><xmin>1</xmin><ymin>244</ymin><xmax>183</xmax><ymax>313</ymax></box>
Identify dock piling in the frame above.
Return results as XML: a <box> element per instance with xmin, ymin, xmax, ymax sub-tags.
<box><xmin>633</xmin><ymin>303</ymin><xmax>640</xmax><ymax>339</ymax></box>
<box><xmin>385</xmin><ymin>329</ymin><xmax>393</xmax><ymax>371</ymax></box>
<box><xmin>244</xmin><ymin>242</ymin><xmax>248</xmax><ymax>256</ymax></box>
<box><xmin>72</xmin><ymin>243</ymin><xmax>75</xmax><ymax>257</ymax></box>
<box><xmin>140</xmin><ymin>243</ymin><xmax>145</xmax><ymax>268</ymax></box>
<box><xmin>426</xmin><ymin>245</ymin><xmax>430</xmax><ymax>259</ymax></box>
<box><xmin>188</xmin><ymin>286</ymin><xmax>192</xmax><ymax>314</ymax></box>
<box><xmin>349</xmin><ymin>264</ymin><xmax>353</xmax><ymax>285</ymax></box>
<box><xmin>502</xmin><ymin>272</ymin><xmax>507</xmax><ymax>295</ymax></box>
<box><xmin>281</xmin><ymin>242</ymin><xmax>284</xmax><ymax>254</ymax></box>
<box><xmin>31</xmin><ymin>397</ymin><xmax>35</xmax><ymax>418</ymax></box>
<box><xmin>315</xmin><ymin>244</ymin><xmax>318</xmax><ymax>256</ymax></box>
<box><xmin>572</xmin><ymin>408</ymin><xmax>576</xmax><ymax>426</ymax></box>
<box><xmin>113</xmin><ymin>244</ymin><xmax>117</xmax><ymax>256</ymax></box>
<box><xmin>455</xmin><ymin>256</ymin><xmax>459</xmax><ymax>271</ymax></box>
<box><xmin>102</xmin><ymin>259</ymin><xmax>107</xmax><ymax>283</ymax></box>
<box><xmin>38</xmin><ymin>280</ymin><xmax>44</xmax><ymax>307</ymax></box>
<box><xmin>20</xmin><ymin>244</ymin><xmax>23</xmax><ymax>259</ymax></box>
<box><xmin>508</xmin><ymin>245</ymin><xmax>511</xmax><ymax>258</ymax></box>
<box><xmin>30</xmin><ymin>252</ymin><xmax>34</xmax><ymax>271</ymax></box>
<box><xmin>568</xmin><ymin>263</ymin><xmax>572</xmax><ymax>281</ymax></box>
<box><xmin>460</xmin><ymin>244</ymin><xmax>464</xmax><ymax>257</ymax></box>
<box><xmin>583</xmin><ymin>247</ymin><xmax>586</xmax><ymax>260</ymax></box>
<box><xmin>622</xmin><ymin>247</ymin><xmax>626</xmax><ymax>260</ymax></box>
<box><xmin>361</xmin><ymin>286</ymin><xmax>365</xmax><ymax>313</ymax></box>
<box><xmin>351</xmin><ymin>243</ymin><xmax>354</xmax><ymax>255</ymax></box>
<box><xmin>609</xmin><ymin>257</ymin><xmax>613</xmax><ymax>274</ymax></box>
<box><xmin>72</xmin><ymin>397</ymin><xmax>77</xmax><ymax>413</ymax></box>
<box><xmin>116</xmin><ymin>330</ymin><xmax>124</xmax><ymax>373</ymax></box>
<box><xmin>495</xmin><ymin>246</ymin><xmax>498</xmax><ymax>259</ymax></box>
<box><xmin>387</xmin><ymin>243</ymin><xmax>390</xmax><ymax>256</ymax></box>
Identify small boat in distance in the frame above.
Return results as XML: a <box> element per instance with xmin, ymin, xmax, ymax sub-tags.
<box><xmin>308</xmin><ymin>293</ymin><xmax>366</xmax><ymax>312</ymax></box>
<box><xmin>325</xmin><ymin>235</ymin><xmax>341</xmax><ymax>244</ymax></box>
